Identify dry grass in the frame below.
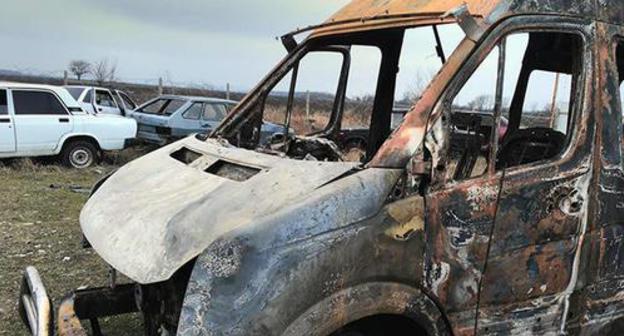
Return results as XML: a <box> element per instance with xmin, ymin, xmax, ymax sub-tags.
<box><xmin>0</xmin><ymin>149</ymin><xmax>152</xmax><ymax>336</ymax></box>
<box><xmin>264</xmin><ymin>102</ymin><xmax>372</xmax><ymax>135</ymax></box>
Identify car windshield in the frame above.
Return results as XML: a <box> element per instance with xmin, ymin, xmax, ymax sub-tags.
<box><xmin>211</xmin><ymin>23</ymin><xmax>463</xmax><ymax>163</ymax></box>
<box><xmin>66</xmin><ymin>87</ymin><xmax>85</xmax><ymax>101</ymax></box>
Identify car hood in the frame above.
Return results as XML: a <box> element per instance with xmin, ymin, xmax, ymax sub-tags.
<box><xmin>80</xmin><ymin>137</ymin><xmax>360</xmax><ymax>284</ymax></box>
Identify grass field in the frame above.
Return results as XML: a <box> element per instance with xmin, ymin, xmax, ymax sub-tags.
<box><xmin>0</xmin><ymin>157</ymin><xmax>146</xmax><ymax>335</ymax></box>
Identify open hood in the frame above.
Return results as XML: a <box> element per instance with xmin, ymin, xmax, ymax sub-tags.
<box><xmin>80</xmin><ymin>137</ymin><xmax>359</xmax><ymax>284</ymax></box>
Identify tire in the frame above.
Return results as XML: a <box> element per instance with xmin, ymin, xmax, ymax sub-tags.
<box><xmin>61</xmin><ymin>140</ymin><xmax>99</xmax><ymax>169</ymax></box>
<box><xmin>343</xmin><ymin>140</ymin><xmax>367</xmax><ymax>162</ymax></box>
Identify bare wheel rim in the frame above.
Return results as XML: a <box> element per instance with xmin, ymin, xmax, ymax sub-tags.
<box><xmin>70</xmin><ymin>147</ymin><xmax>93</xmax><ymax>168</ymax></box>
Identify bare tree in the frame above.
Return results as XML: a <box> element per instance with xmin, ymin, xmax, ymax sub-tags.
<box><xmin>400</xmin><ymin>68</ymin><xmax>437</xmax><ymax>105</ymax></box>
<box><xmin>468</xmin><ymin>95</ymin><xmax>494</xmax><ymax>111</ymax></box>
<box><xmin>68</xmin><ymin>60</ymin><xmax>91</xmax><ymax>81</ymax></box>
<box><xmin>91</xmin><ymin>58</ymin><xmax>117</xmax><ymax>85</ymax></box>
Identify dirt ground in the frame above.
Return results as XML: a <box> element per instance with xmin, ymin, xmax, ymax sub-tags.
<box><xmin>0</xmin><ymin>151</ymin><xmax>152</xmax><ymax>335</ymax></box>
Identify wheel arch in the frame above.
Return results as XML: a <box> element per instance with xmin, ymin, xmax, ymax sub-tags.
<box><xmin>58</xmin><ymin>134</ymin><xmax>102</xmax><ymax>154</ymax></box>
<box><xmin>283</xmin><ymin>282</ymin><xmax>451</xmax><ymax>336</ymax></box>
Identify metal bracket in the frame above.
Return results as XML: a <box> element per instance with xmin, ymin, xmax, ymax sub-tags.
<box><xmin>280</xmin><ymin>34</ymin><xmax>298</xmax><ymax>53</ymax></box>
<box><xmin>441</xmin><ymin>3</ymin><xmax>486</xmax><ymax>42</ymax></box>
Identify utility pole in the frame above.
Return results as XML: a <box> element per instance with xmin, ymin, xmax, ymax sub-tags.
<box><xmin>549</xmin><ymin>73</ymin><xmax>560</xmax><ymax>128</ymax></box>
<box><xmin>158</xmin><ymin>77</ymin><xmax>163</xmax><ymax>96</ymax></box>
<box><xmin>226</xmin><ymin>83</ymin><xmax>231</xmax><ymax>100</ymax></box>
<box><xmin>63</xmin><ymin>71</ymin><xmax>68</xmax><ymax>85</ymax></box>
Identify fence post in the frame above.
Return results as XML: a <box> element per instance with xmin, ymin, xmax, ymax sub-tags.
<box><xmin>306</xmin><ymin>91</ymin><xmax>310</xmax><ymax>119</ymax></box>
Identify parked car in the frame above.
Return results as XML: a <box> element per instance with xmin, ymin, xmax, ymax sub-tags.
<box><xmin>131</xmin><ymin>95</ymin><xmax>289</xmax><ymax>145</ymax></box>
<box><xmin>0</xmin><ymin>82</ymin><xmax>137</xmax><ymax>168</ymax></box>
<box><xmin>65</xmin><ymin>86</ymin><xmax>138</xmax><ymax>116</ymax></box>
<box><xmin>20</xmin><ymin>0</ymin><xmax>624</xmax><ymax>335</ymax></box>
<box><xmin>334</xmin><ymin>106</ymin><xmax>410</xmax><ymax>161</ymax></box>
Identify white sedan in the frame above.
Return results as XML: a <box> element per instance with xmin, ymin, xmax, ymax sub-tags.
<box><xmin>0</xmin><ymin>82</ymin><xmax>137</xmax><ymax>168</ymax></box>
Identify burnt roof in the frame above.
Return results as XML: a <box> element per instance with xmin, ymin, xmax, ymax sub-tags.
<box><xmin>309</xmin><ymin>0</ymin><xmax>617</xmax><ymax>37</ymax></box>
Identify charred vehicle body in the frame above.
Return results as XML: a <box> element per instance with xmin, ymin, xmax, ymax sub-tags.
<box><xmin>18</xmin><ymin>0</ymin><xmax>624</xmax><ymax>335</ymax></box>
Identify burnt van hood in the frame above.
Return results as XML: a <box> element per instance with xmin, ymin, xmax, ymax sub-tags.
<box><xmin>80</xmin><ymin>138</ymin><xmax>360</xmax><ymax>284</ymax></box>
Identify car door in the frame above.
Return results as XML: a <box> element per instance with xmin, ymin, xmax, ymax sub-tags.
<box><xmin>476</xmin><ymin>20</ymin><xmax>594</xmax><ymax>334</ymax></box>
<box><xmin>201</xmin><ymin>103</ymin><xmax>227</xmax><ymax>133</ymax></box>
<box><xmin>11</xmin><ymin>89</ymin><xmax>74</xmax><ymax>154</ymax></box>
<box><xmin>116</xmin><ymin>90</ymin><xmax>137</xmax><ymax>112</ymax></box>
<box><xmin>423</xmin><ymin>26</ymin><xmax>505</xmax><ymax>330</ymax></box>
<box><xmin>94</xmin><ymin>89</ymin><xmax>121</xmax><ymax>115</ymax></box>
<box><xmin>0</xmin><ymin>89</ymin><xmax>16</xmax><ymax>153</ymax></box>
<box><xmin>174</xmin><ymin>102</ymin><xmax>204</xmax><ymax>136</ymax></box>
<box><xmin>565</xmin><ymin>23</ymin><xmax>624</xmax><ymax>335</ymax></box>
<box><xmin>80</xmin><ymin>88</ymin><xmax>96</xmax><ymax>114</ymax></box>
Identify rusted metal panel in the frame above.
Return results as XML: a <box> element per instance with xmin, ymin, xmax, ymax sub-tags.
<box><xmin>57</xmin><ymin>296</ymin><xmax>87</xmax><ymax>336</ymax></box>
<box><xmin>596</xmin><ymin>0</ymin><xmax>624</xmax><ymax>26</ymax></box>
<box><xmin>424</xmin><ymin>178</ymin><xmax>501</xmax><ymax>335</ymax></box>
<box><xmin>80</xmin><ymin>137</ymin><xmax>360</xmax><ymax>284</ymax></box>
<box><xmin>177</xmin><ymin>170</ymin><xmax>444</xmax><ymax>335</ymax></box>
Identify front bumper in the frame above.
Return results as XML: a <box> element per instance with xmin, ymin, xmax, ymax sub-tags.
<box><xmin>19</xmin><ymin>267</ymin><xmax>52</xmax><ymax>336</ymax></box>
<box><xmin>19</xmin><ymin>267</ymin><xmax>138</xmax><ymax>336</ymax></box>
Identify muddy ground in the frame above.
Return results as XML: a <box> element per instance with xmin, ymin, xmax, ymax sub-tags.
<box><xmin>0</xmin><ymin>149</ymin><xmax>153</xmax><ymax>335</ymax></box>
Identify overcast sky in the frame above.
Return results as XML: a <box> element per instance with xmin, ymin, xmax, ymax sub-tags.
<box><xmin>0</xmin><ymin>0</ymin><xmax>350</xmax><ymax>90</ymax></box>
<box><xmin>0</xmin><ymin>1</ymin><xmax>564</xmax><ymax>108</ymax></box>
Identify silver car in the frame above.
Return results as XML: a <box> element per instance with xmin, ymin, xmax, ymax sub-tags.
<box><xmin>132</xmin><ymin>95</ymin><xmax>291</xmax><ymax>145</ymax></box>
<box><xmin>131</xmin><ymin>95</ymin><xmax>237</xmax><ymax>145</ymax></box>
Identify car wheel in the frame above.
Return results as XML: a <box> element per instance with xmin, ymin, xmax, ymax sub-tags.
<box><xmin>343</xmin><ymin>140</ymin><xmax>367</xmax><ymax>162</ymax></box>
<box><xmin>61</xmin><ymin>141</ymin><xmax>98</xmax><ymax>169</ymax></box>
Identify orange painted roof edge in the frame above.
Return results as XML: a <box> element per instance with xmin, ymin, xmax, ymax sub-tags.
<box><xmin>310</xmin><ymin>0</ymin><xmax>499</xmax><ymax>37</ymax></box>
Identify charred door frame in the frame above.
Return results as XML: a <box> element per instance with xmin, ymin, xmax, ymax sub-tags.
<box><xmin>423</xmin><ymin>15</ymin><xmax>595</xmax><ymax>335</ymax></box>
<box><xmin>422</xmin><ymin>15</ymin><xmax>511</xmax><ymax>336</ymax></box>
<box><xmin>565</xmin><ymin>22</ymin><xmax>624</xmax><ymax>335</ymax></box>
<box><xmin>474</xmin><ymin>18</ymin><xmax>594</xmax><ymax>335</ymax></box>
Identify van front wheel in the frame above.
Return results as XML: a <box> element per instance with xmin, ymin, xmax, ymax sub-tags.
<box><xmin>61</xmin><ymin>140</ymin><xmax>99</xmax><ymax>169</ymax></box>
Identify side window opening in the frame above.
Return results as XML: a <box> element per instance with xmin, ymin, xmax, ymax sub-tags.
<box><xmin>223</xmin><ymin>25</ymin><xmax>465</xmax><ymax>163</ymax></box>
<box><xmin>203</xmin><ymin>104</ymin><xmax>228</xmax><ymax>121</ymax></box>
<box><xmin>183</xmin><ymin>103</ymin><xmax>202</xmax><ymax>120</ymax></box>
<box><xmin>95</xmin><ymin>90</ymin><xmax>117</xmax><ymax>108</ymax></box>
<box><xmin>119</xmin><ymin>92</ymin><xmax>137</xmax><ymax>110</ymax></box>
<box><xmin>448</xmin><ymin>46</ymin><xmax>500</xmax><ymax>181</ymax></box>
<box><xmin>83</xmin><ymin>89</ymin><xmax>93</xmax><ymax>103</ymax></box>
<box><xmin>339</xmin><ymin>45</ymin><xmax>382</xmax><ymax>162</ymax></box>
<box><xmin>443</xmin><ymin>31</ymin><xmax>583</xmax><ymax>182</ymax></box>
<box><xmin>497</xmin><ymin>32</ymin><xmax>582</xmax><ymax>170</ymax></box>
<box><xmin>263</xmin><ymin>50</ymin><xmax>344</xmax><ymax>137</ymax></box>
<box><xmin>0</xmin><ymin>90</ymin><xmax>7</xmax><ymax>115</ymax></box>
<box><xmin>140</xmin><ymin>99</ymin><xmax>168</xmax><ymax>114</ymax></box>
<box><xmin>13</xmin><ymin>91</ymin><xmax>67</xmax><ymax>116</ymax></box>
<box><xmin>161</xmin><ymin>100</ymin><xmax>186</xmax><ymax>116</ymax></box>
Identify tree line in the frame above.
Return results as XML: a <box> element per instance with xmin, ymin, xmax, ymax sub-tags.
<box><xmin>68</xmin><ymin>58</ymin><xmax>117</xmax><ymax>85</ymax></box>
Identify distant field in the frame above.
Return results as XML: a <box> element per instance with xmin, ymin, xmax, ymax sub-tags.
<box><xmin>0</xmin><ymin>152</ymin><xmax>150</xmax><ymax>335</ymax></box>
